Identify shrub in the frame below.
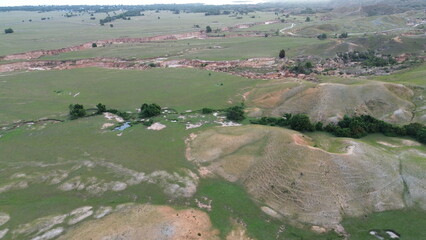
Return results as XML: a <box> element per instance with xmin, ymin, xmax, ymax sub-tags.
<box><xmin>92</xmin><ymin>43</ymin><xmax>97</xmax><ymax>48</ymax></box>
<box><xmin>289</xmin><ymin>114</ymin><xmax>314</xmax><ymax>131</ymax></box>
<box><xmin>206</xmin><ymin>26</ymin><xmax>212</xmax><ymax>33</ymax></box>
<box><xmin>279</xmin><ymin>49</ymin><xmax>286</xmax><ymax>59</ymax></box>
<box><xmin>140</xmin><ymin>103</ymin><xmax>161</xmax><ymax>118</ymax></box>
<box><xmin>96</xmin><ymin>103</ymin><xmax>106</xmax><ymax>114</ymax></box>
<box><xmin>4</xmin><ymin>28</ymin><xmax>14</xmax><ymax>34</ymax></box>
<box><xmin>69</xmin><ymin>104</ymin><xmax>86</xmax><ymax>119</ymax></box>
<box><xmin>202</xmin><ymin>108</ymin><xmax>214</xmax><ymax>114</ymax></box>
<box><xmin>317</xmin><ymin>33</ymin><xmax>327</xmax><ymax>40</ymax></box>
<box><xmin>226</xmin><ymin>106</ymin><xmax>245</xmax><ymax>122</ymax></box>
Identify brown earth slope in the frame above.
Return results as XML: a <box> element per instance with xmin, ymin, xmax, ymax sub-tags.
<box><xmin>186</xmin><ymin>125</ymin><xmax>426</xmax><ymax>229</ymax></box>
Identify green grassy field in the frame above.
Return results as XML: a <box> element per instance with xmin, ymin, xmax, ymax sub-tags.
<box><xmin>0</xmin><ymin>10</ymin><xmax>278</xmax><ymax>56</ymax></box>
<box><xmin>39</xmin><ymin>36</ymin><xmax>325</xmax><ymax>61</ymax></box>
<box><xmin>0</xmin><ymin>68</ymin><xmax>260</xmax><ymax>125</ymax></box>
<box><xmin>1</xmin><ymin>6</ymin><xmax>425</xmax><ymax>240</ymax></box>
<box><xmin>342</xmin><ymin>209</ymin><xmax>426</xmax><ymax>240</ymax></box>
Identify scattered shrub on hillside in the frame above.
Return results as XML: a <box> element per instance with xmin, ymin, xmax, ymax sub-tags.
<box><xmin>283</xmin><ymin>61</ymin><xmax>314</xmax><ymax>74</ymax></box>
<box><xmin>305</xmin><ymin>16</ymin><xmax>310</xmax><ymax>22</ymax></box>
<box><xmin>4</xmin><ymin>28</ymin><xmax>14</xmax><ymax>34</ymax></box>
<box><xmin>69</xmin><ymin>104</ymin><xmax>86</xmax><ymax>119</ymax></box>
<box><xmin>92</xmin><ymin>43</ymin><xmax>97</xmax><ymax>48</ymax></box>
<box><xmin>225</xmin><ymin>105</ymin><xmax>245</xmax><ymax>122</ymax></box>
<box><xmin>140</xmin><ymin>103</ymin><xmax>161</xmax><ymax>118</ymax></box>
<box><xmin>337</xmin><ymin>50</ymin><xmax>396</xmax><ymax>67</ymax></box>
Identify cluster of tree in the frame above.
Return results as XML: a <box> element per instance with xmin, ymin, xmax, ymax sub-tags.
<box><xmin>317</xmin><ymin>33</ymin><xmax>327</xmax><ymax>40</ymax></box>
<box><xmin>140</xmin><ymin>103</ymin><xmax>161</xmax><ymax>118</ymax></box>
<box><xmin>69</xmin><ymin>104</ymin><xmax>86</xmax><ymax>119</ymax></box>
<box><xmin>225</xmin><ymin>105</ymin><xmax>245</xmax><ymax>122</ymax></box>
<box><xmin>324</xmin><ymin>115</ymin><xmax>425</xmax><ymax>143</ymax></box>
<box><xmin>337</xmin><ymin>50</ymin><xmax>396</xmax><ymax>67</ymax></box>
<box><xmin>99</xmin><ymin>10</ymin><xmax>142</xmax><ymax>25</ymax></box>
<box><xmin>250</xmin><ymin>113</ymin><xmax>426</xmax><ymax>144</ymax></box>
<box><xmin>250</xmin><ymin>113</ymin><xmax>316</xmax><ymax>131</ymax></box>
<box><xmin>4</xmin><ymin>28</ymin><xmax>13</xmax><ymax>34</ymax></box>
<box><xmin>282</xmin><ymin>61</ymin><xmax>314</xmax><ymax>74</ymax></box>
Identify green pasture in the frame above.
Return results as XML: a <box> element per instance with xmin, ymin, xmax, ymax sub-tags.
<box><xmin>0</xmin><ymin>10</ymin><xmax>277</xmax><ymax>56</ymax></box>
<box><xmin>0</xmin><ymin>67</ymin><xmax>260</xmax><ymax>125</ymax></box>
<box><xmin>40</xmin><ymin>35</ymin><xmax>325</xmax><ymax>61</ymax></box>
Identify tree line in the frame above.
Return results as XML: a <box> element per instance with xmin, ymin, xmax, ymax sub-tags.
<box><xmin>250</xmin><ymin>114</ymin><xmax>426</xmax><ymax>144</ymax></box>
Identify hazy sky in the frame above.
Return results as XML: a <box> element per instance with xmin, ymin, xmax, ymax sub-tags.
<box><xmin>0</xmin><ymin>0</ymin><xmax>329</xmax><ymax>7</ymax></box>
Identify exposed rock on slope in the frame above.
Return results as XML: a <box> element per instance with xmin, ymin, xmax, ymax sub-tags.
<box><xmin>187</xmin><ymin>125</ymin><xmax>426</xmax><ymax>228</ymax></box>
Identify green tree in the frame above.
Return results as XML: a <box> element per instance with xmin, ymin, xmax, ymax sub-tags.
<box><xmin>279</xmin><ymin>49</ymin><xmax>286</xmax><ymax>59</ymax></box>
<box><xmin>92</xmin><ymin>43</ymin><xmax>97</xmax><ymax>48</ymax></box>
<box><xmin>226</xmin><ymin>106</ymin><xmax>245</xmax><ymax>122</ymax></box>
<box><xmin>206</xmin><ymin>26</ymin><xmax>212</xmax><ymax>33</ymax></box>
<box><xmin>202</xmin><ymin>108</ymin><xmax>214</xmax><ymax>114</ymax></box>
<box><xmin>305</xmin><ymin>17</ymin><xmax>310</xmax><ymax>22</ymax></box>
<box><xmin>4</xmin><ymin>28</ymin><xmax>14</xmax><ymax>34</ymax></box>
<box><xmin>69</xmin><ymin>104</ymin><xmax>86</xmax><ymax>119</ymax></box>
<box><xmin>140</xmin><ymin>103</ymin><xmax>161</xmax><ymax>118</ymax></box>
<box><xmin>96</xmin><ymin>103</ymin><xmax>106</xmax><ymax>114</ymax></box>
<box><xmin>289</xmin><ymin>114</ymin><xmax>314</xmax><ymax>131</ymax></box>
<box><xmin>339</xmin><ymin>32</ymin><xmax>348</xmax><ymax>38</ymax></box>
<box><xmin>317</xmin><ymin>33</ymin><xmax>327</xmax><ymax>40</ymax></box>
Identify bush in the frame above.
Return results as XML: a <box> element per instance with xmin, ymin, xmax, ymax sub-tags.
<box><xmin>279</xmin><ymin>49</ymin><xmax>286</xmax><ymax>59</ymax></box>
<box><xmin>317</xmin><ymin>33</ymin><xmax>327</xmax><ymax>40</ymax></box>
<box><xmin>226</xmin><ymin>106</ymin><xmax>245</xmax><ymax>122</ymax></box>
<box><xmin>4</xmin><ymin>28</ymin><xmax>14</xmax><ymax>34</ymax></box>
<box><xmin>289</xmin><ymin>114</ymin><xmax>314</xmax><ymax>131</ymax></box>
<box><xmin>69</xmin><ymin>104</ymin><xmax>86</xmax><ymax>119</ymax></box>
<box><xmin>201</xmin><ymin>108</ymin><xmax>214</xmax><ymax>114</ymax></box>
<box><xmin>140</xmin><ymin>103</ymin><xmax>161</xmax><ymax>118</ymax></box>
<box><xmin>92</xmin><ymin>43</ymin><xmax>97</xmax><ymax>48</ymax></box>
<box><xmin>339</xmin><ymin>32</ymin><xmax>348</xmax><ymax>38</ymax></box>
<box><xmin>206</xmin><ymin>26</ymin><xmax>212</xmax><ymax>33</ymax></box>
<box><xmin>96</xmin><ymin>103</ymin><xmax>106</xmax><ymax>114</ymax></box>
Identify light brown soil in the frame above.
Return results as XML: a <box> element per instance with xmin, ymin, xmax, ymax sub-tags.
<box><xmin>58</xmin><ymin>204</ymin><xmax>220</xmax><ymax>240</ymax></box>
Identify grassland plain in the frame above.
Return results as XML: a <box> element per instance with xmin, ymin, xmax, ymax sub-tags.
<box><xmin>0</xmin><ymin>10</ymin><xmax>278</xmax><ymax>56</ymax></box>
<box><xmin>0</xmin><ymin>67</ymin><xmax>261</xmax><ymax>125</ymax></box>
<box><xmin>39</xmin><ymin>36</ymin><xmax>324</xmax><ymax>61</ymax></box>
<box><xmin>1</xmin><ymin>5</ymin><xmax>426</xmax><ymax>240</ymax></box>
